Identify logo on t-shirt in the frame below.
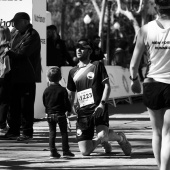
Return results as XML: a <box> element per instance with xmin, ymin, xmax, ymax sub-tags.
<box><xmin>87</xmin><ymin>72</ymin><xmax>94</xmax><ymax>79</ymax></box>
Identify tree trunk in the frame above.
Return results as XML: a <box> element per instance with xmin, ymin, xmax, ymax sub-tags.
<box><xmin>99</xmin><ymin>0</ymin><xmax>106</xmax><ymax>50</ymax></box>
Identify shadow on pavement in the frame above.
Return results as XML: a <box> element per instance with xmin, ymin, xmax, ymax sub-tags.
<box><xmin>0</xmin><ymin>160</ymin><xmax>158</xmax><ymax>170</ymax></box>
<box><xmin>109</xmin><ymin>101</ymin><xmax>147</xmax><ymax>115</ymax></box>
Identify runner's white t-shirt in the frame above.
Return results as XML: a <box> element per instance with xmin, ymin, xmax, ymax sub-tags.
<box><xmin>144</xmin><ymin>20</ymin><xmax>170</xmax><ymax>84</ymax></box>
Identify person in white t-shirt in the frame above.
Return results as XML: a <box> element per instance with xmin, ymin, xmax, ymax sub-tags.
<box><xmin>130</xmin><ymin>0</ymin><xmax>170</xmax><ymax>169</ymax></box>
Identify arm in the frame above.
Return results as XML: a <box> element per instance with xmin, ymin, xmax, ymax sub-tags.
<box><xmin>64</xmin><ymin>89</ymin><xmax>72</xmax><ymax>113</ymax></box>
<box><xmin>42</xmin><ymin>90</ymin><xmax>47</xmax><ymax>109</ymax></box>
<box><xmin>130</xmin><ymin>25</ymin><xmax>146</xmax><ymax>93</ymax></box>
<box><xmin>94</xmin><ymin>78</ymin><xmax>111</xmax><ymax>118</ymax></box>
<box><xmin>101</xmin><ymin>78</ymin><xmax>111</xmax><ymax>102</ymax></box>
<box><xmin>130</xmin><ymin>27</ymin><xmax>146</xmax><ymax>78</ymax></box>
<box><xmin>67</xmin><ymin>89</ymin><xmax>77</xmax><ymax>116</ymax></box>
<box><xmin>42</xmin><ymin>91</ymin><xmax>48</xmax><ymax>118</ymax></box>
<box><xmin>7</xmin><ymin>29</ymin><xmax>41</xmax><ymax>60</ymax></box>
<box><xmin>65</xmin><ymin>89</ymin><xmax>75</xmax><ymax>131</ymax></box>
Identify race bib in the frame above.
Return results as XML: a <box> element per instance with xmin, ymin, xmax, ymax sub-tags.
<box><xmin>77</xmin><ymin>88</ymin><xmax>94</xmax><ymax>107</ymax></box>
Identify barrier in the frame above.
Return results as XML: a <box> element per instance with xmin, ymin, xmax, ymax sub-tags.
<box><xmin>106</xmin><ymin>66</ymin><xmax>143</xmax><ymax>106</ymax></box>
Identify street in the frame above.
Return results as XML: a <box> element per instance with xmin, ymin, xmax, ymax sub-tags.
<box><xmin>0</xmin><ymin>99</ymin><xmax>158</xmax><ymax>170</ymax></box>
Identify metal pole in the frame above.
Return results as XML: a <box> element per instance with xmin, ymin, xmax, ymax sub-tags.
<box><xmin>106</xmin><ymin>0</ymin><xmax>112</xmax><ymax>65</ymax></box>
<box><xmin>46</xmin><ymin>0</ymin><xmax>48</xmax><ymax>11</ymax></box>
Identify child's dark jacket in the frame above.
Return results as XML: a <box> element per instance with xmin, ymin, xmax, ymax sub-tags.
<box><xmin>43</xmin><ymin>84</ymin><xmax>71</xmax><ymax>116</ymax></box>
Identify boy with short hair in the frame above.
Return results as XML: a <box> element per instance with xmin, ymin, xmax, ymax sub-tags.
<box><xmin>43</xmin><ymin>66</ymin><xmax>74</xmax><ymax>159</ymax></box>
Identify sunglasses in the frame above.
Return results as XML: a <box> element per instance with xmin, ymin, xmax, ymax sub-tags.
<box><xmin>76</xmin><ymin>43</ymin><xmax>91</xmax><ymax>50</ymax></box>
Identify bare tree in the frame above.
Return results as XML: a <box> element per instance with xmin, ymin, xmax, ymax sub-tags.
<box><xmin>114</xmin><ymin>0</ymin><xmax>156</xmax><ymax>42</ymax></box>
<box><xmin>90</xmin><ymin>0</ymin><xmax>107</xmax><ymax>50</ymax></box>
<box><xmin>115</xmin><ymin>0</ymin><xmax>140</xmax><ymax>40</ymax></box>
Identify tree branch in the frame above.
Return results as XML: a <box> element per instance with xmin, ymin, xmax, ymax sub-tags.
<box><xmin>91</xmin><ymin>0</ymin><xmax>101</xmax><ymax>18</ymax></box>
<box><xmin>115</xmin><ymin>0</ymin><xmax>140</xmax><ymax>42</ymax></box>
<box><xmin>99</xmin><ymin>0</ymin><xmax>106</xmax><ymax>37</ymax></box>
<box><xmin>135</xmin><ymin>0</ymin><xmax>143</xmax><ymax>14</ymax></box>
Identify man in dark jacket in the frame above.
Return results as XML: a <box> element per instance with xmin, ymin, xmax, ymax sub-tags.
<box><xmin>5</xmin><ymin>12</ymin><xmax>41</xmax><ymax>141</ymax></box>
<box><xmin>47</xmin><ymin>25</ymin><xmax>75</xmax><ymax>67</ymax></box>
<box><xmin>90</xmin><ymin>35</ymin><xmax>105</xmax><ymax>62</ymax></box>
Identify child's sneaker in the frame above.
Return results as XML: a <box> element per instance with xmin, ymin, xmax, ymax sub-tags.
<box><xmin>17</xmin><ymin>135</ymin><xmax>33</xmax><ymax>141</ymax></box>
<box><xmin>50</xmin><ymin>150</ymin><xmax>61</xmax><ymax>159</ymax></box>
<box><xmin>4</xmin><ymin>131</ymin><xmax>19</xmax><ymax>140</ymax></box>
<box><xmin>0</xmin><ymin>126</ymin><xmax>9</xmax><ymax>135</ymax></box>
<box><xmin>63</xmin><ymin>151</ymin><xmax>75</xmax><ymax>157</ymax></box>
<box><xmin>101</xmin><ymin>141</ymin><xmax>112</xmax><ymax>153</ymax></box>
<box><xmin>118</xmin><ymin>132</ymin><xmax>132</xmax><ymax>156</ymax></box>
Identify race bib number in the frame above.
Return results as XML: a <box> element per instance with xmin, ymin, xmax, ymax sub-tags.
<box><xmin>77</xmin><ymin>88</ymin><xmax>94</xmax><ymax>107</ymax></box>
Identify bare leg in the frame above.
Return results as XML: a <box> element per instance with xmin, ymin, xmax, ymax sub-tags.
<box><xmin>77</xmin><ymin>125</ymin><xmax>129</xmax><ymax>156</ymax></box>
<box><xmin>78</xmin><ymin>138</ymin><xmax>101</xmax><ymax>156</ymax></box>
<box><xmin>108</xmin><ymin>129</ymin><xmax>121</xmax><ymax>142</ymax></box>
<box><xmin>160</xmin><ymin>108</ymin><xmax>170</xmax><ymax>170</ymax></box>
<box><xmin>148</xmin><ymin>108</ymin><xmax>164</xmax><ymax>169</ymax></box>
<box><xmin>96</xmin><ymin>125</ymin><xmax>121</xmax><ymax>142</ymax></box>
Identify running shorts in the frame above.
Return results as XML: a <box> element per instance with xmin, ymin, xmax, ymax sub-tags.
<box><xmin>143</xmin><ymin>82</ymin><xmax>170</xmax><ymax>110</ymax></box>
<box><xmin>76</xmin><ymin>104</ymin><xmax>109</xmax><ymax>142</ymax></box>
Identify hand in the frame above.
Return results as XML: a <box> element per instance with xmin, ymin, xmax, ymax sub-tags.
<box><xmin>0</xmin><ymin>57</ymin><xmax>4</xmax><ymax>64</ymax></box>
<box><xmin>0</xmin><ymin>53</ymin><xmax>6</xmax><ymax>64</ymax></box>
<box><xmin>131</xmin><ymin>79</ymin><xmax>141</xmax><ymax>94</ymax></box>
<box><xmin>93</xmin><ymin>103</ymin><xmax>105</xmax><ymax>118</ymax></box>
<box><xmin>65</xmin><ymin>111</ymin><xmax>71</xmax><ymax>117</ymax></box>
<box><xmin>66</xmin><ymin>118</ymin><xmax>71</xmax><ymax>132</ymax></box>
<box><xmin>4</xmin><ymin>47</ymin><xmax>9</xmax><ymax>53</ymax></box>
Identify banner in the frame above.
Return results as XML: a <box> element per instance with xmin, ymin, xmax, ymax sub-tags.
<box><xmin>0</xmin><ymin>0</ymin><xmax>32</xmax><ymax>30</ymax></box>
<box><xmin>106</xmin><ymin>66</ymin><xmax>142</xmax><ymax>98</ymax></box>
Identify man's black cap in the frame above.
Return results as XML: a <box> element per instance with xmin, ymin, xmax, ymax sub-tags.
<box><xmin>77</xmin><ymin>38</ymin><xmax>92</xmax><ymax>49</ymax></box>
<box><xmin>10</xmin><ymin>12</ymin><xmax>30</xmax><ymax>22</ymax></box>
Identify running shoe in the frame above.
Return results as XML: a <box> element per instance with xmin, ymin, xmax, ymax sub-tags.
<box><xmin>4</xmin><ymin>132</ymin><xmax>19</xmax><ymax>140</ymax></box>
<box><xmin>118</xmin><ymin>132</ymin><xmax>132</xmax><ymax>156</ymax></box>
<box><xmin>101</xmin><ymin>141</ymin><xmax>112</xmax><ymax>153</ymax></box>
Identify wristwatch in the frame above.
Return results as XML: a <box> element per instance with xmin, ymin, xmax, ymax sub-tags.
<box><xmin>100</xmin><ymin>100</ymin><xmax>106</xmax><ymax>105</ymax></box>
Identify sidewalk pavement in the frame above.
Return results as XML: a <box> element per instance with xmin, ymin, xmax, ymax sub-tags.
<box><xmin>0</xmin><ymin>101</ymin><xmax>158</xmax><ymax>170</ymax></box>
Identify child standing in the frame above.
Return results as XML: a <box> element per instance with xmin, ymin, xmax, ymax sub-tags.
<box><xmin>43</xmin><ymin>66</ymin><xmax>74</xmax><ymax>159</ymax></box>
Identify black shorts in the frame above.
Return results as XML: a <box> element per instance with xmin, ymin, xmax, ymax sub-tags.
<box><xmin>76</xmin><ymin>104</ymin><xmax>109</xmax><ymax>142</ymax></box>
<box><xmin>143</xmin><ymin>82</ymin><xmax>170</xmax><ymax>110</ymax></box>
